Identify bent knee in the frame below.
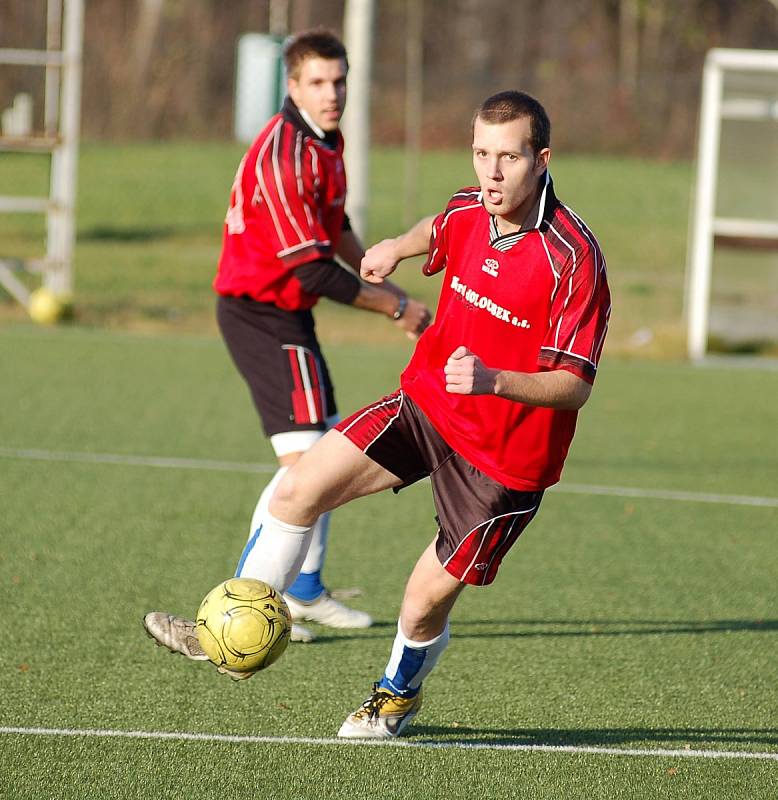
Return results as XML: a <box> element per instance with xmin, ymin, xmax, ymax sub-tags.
<box><xmin>269</xmin><ymin>463</ymin><xmax>325</xmax><ymax>524</ymax></box>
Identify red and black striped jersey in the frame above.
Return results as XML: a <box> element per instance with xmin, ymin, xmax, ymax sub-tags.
<box><xmin>401</xmin><ymin>175</ymin><xmax>611</xmax><ymax>491</ymax></box>
<box><xmin>214</xmin><ymin>98</ymin><xmax>348</xmax><ymax>310</ymax></box>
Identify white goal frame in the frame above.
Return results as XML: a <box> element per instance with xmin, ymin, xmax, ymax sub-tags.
<box><xmin>686</xmin><ymin>48</ymin><xmax>778</xmax><ymax>361</ymax></box>
<box><xmin>0</xmin><ymin>0</ymin><xmax>84</xmax><ymax>307</ymax></box>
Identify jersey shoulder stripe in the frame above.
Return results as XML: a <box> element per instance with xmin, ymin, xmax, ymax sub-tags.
<box><xmin>423</xmin><ymin>188</ymin><xmax>483</xmax><ymax>276</ymax></box>
<box><xmin>542</xmin><ymin>204</ymin><xmax>604</xmax><ymax>276</ymax></box>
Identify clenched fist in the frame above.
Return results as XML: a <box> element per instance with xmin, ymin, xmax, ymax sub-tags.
<box><xmin>444</xmin><ymin>346</ymin><xmax>498</xmax><ymax>395</ymax></box>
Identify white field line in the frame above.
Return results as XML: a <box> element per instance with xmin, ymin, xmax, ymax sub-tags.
<box><xmin>1</xmin><ymin>447</ymin><xmax>777</xmax><ymax>509</ymax></box>
<box><xmin>0</xmin><ymin>447</ymin><xmax>277</xmax><ymax>475</ymax></box>
<box><xmin>550</xmin><ymin>482</ymin><xmax>778</xmax><ymax>509</ymax></box>
<box><xmin>1</xmin><ymin>726</ymin><xmax>776</xmax><ymax>762</ymax></box>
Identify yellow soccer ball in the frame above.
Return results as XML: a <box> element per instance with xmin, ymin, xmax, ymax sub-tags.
<box><xmin>195</xmin><ymin>578</ymin><xmax>291</xmax><ymax>675</ymax></box>
<box><xmin>28</xmin><ymin>287</ymin><xmax>66</xmax><ymax>325</ymax></box>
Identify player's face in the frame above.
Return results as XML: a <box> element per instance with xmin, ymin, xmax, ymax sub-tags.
<box><xmin>472</xmin><ymin>116</ymin><xmax>550</xmax><ymax>230</ymax></box>
<box><xmin>288</xmin><ymin>57</ymin><xmax>348</xmax><ymax>132</ymax></box>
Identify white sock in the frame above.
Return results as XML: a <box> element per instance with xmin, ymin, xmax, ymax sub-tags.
<box><xmin>248</xmin><ymin>468</ymin><xmax>330</xmax><ymax>599</ymax></box>
<box><xmin>235</xmin><ymin>510</ymin><xmax>312</xmax><ymax>593</ymax></box>
<box><xmin>379</xmin><ymin>619</ymin><xmax>450</xmax><ymax>696</ymax></box>
<box><xmin>300</xmin><ymin>511</ymin><xmax>330</xmax><ymax>573</ymax></box>
<box><xmin>248</xmin><ymin>467</ymin><xmax>288</xmax><ymax>542</ymax></box>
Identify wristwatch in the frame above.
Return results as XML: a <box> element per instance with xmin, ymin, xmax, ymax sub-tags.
<box><xmin>392</xmin><ymin>295</ymin><xmax>408</xmax><ymax>320</ymax></box>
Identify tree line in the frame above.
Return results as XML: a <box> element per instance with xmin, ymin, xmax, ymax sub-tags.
<box><xmin>1</xmin><ymin>0</ymin><xmax>777</xmax><ymax>156</ymax></box>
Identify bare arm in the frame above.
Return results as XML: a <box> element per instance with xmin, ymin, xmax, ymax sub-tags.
<box><xmin>360</xmin><ymin>216</ymin><xmax>435</xmax><ymax>284</ymax></box>
<box><xmin>443</xmin><ymin>346</ymin><xmax>592</xmax><ymax>410</ymax></box>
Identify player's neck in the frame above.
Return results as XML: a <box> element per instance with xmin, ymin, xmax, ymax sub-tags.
<box><xmin>495</xmin><ymin>185</ymin><xmax>543</xmax><ymax>234</ymax></box>
<box><xmin>493</xmin><ymin>215</ymin><xmax>521</xmax><ymax>236</ymax></box>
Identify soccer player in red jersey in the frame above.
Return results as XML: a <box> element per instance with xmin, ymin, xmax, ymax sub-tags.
<box><xmin>243</xmin><ymin>90</ymin><xmax>611</xmax><ymax>735</ymax></box>
<box><xmin>270</xmin><ymin>90</ymin><xmax>609</xmax><ymax>736</ymax></box>
<box><xmin>212</xmin><ymin>31</ymin><xmax>431</xmax><ymax>642</ymax></box>
<box><xmin>147</xmin><ymin>89</ymin><xmax>611</xmax><ymax>732</ymax></box>
<box><xmin>143</xmin><ymin>30</ymin><xmax>430</xmax><ymax>651</ymax></box>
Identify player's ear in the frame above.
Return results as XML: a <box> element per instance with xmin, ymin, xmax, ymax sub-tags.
<box><xmin>287</xmin><ymin>76</ymin><xmax>301</xmax><ymax>105</ymax></box>
<box><xmin>534</xmin><ymin>147</ymin><xmax>551</xmax><ymax>175</ymax></box>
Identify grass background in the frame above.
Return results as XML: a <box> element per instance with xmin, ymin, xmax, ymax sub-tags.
<box><xmin>0</xmin><ymin>328</ymin><xmax>776</xmax><ymax>799</ymax></box>
<box><xmin>0</xmin><ymin>143</ymin><xmax>777</xmax><ymax>797</ymax></box>
<box><xmin>1</xmin><ymin>143</ymin><xmax>698</xmax><ymax>355</ymax></box>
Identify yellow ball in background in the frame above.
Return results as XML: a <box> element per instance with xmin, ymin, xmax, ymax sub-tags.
<box><xmin>28</xmin><ymin>288</ymin><xmax>67</xmax><ymax>325</ymax></box>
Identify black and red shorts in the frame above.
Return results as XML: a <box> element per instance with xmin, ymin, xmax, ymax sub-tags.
<box><xmin>217</xmin><ymin>295</ymin><xmax>337</xmax><ymax>437</ymax></box>
<box><xmin>335</xmin><ymin>390</ymin><xmax>544</xmax><ymax>586</ymax></box>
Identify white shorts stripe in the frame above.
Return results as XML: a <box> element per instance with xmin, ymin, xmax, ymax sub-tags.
<box><xmin>340</xmin><ymin>393</ymin><xmax>404</xmax><ymax>451</ymax></box>
<box><xmin>442</xmin><ymin>508</ymin><xmax>534</xmax><ymax>571</ymax></box>
<box><xmin>481</xmin><ymin>514</ymin><xmax>521</xmax><ymax>585</ymax></box>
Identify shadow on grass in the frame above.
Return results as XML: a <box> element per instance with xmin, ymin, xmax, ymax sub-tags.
<box><xmin>452</xmin><ymin>618</ymin><xmax>778</xmax><ymax>639</ymax></box>
<box><xmin>314</xmin><ymin>618</ymin><xmax>778</xmax><ymax>643</ymax></box>
<box><xmin>407</xmin><ymin>724</ymin><xmax>778</xmax><ymax>748</ymax></box>
<box><xmin>80</xmin><ymin>225</ymin><xmax>176</xmax><ymax>242</ymax></box>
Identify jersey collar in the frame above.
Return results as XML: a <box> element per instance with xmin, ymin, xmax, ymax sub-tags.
<box><xmin>486</xmin><ymin>172</ymin><xmax>559</xmax><ymax>250</ymax></box>
<box><xmin>281</xmin><ymin>96</ymin><xmax>340</xmax><ymax>150</ymax></box>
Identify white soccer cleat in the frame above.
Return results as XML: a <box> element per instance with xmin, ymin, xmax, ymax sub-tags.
<box><xmin>142</xmin><ymin>611</ymin><xmax>252</xmax><ymax>680</ymax></box>
<box><xmin>338</xmin><ymin>684</ymin><xmax>422</xmax><ymax>738</ymax></box>
<box><xmin>143</xmin><ymin>612</ymin><xmax>209</xmax><ymax>660</ymax></box>
<box><xmin>290</xmin><ymin>622</ymin><xmax>316</xmax><ymax>643</ymax></box>
<box><xmin>284</xmin><ymin>592</ymin><xmax>373</xmax><ymax>629</ymax></box>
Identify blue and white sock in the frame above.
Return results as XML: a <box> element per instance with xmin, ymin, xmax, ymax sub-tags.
<box><xmin>378</xmin><ymin>619</ymin><xmax>450</xmax><ymax>698</ymax></box>
<box><xmin>248</xmin><ymin>468</ymin><xmax>330</xmax><ymax>602</ymax></box>
<box><xmin>235</xmin><ymin>511</ymin><xmax>312</xmax><ymax>593</ymax></box>
<box><xmin>286</xmin><ymin>511</ymin><xmax>329</xmax><ymax>601</ymax></box>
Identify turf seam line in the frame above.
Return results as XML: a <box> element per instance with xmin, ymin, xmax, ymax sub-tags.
<box><xmin>1</xmin><ymin>447</ymin><xmax>777</xmax><ymax>508</ymax></box>
<box><xmin>1</xmin><ymin>726</ymin><xmax>776</xmax><ymax>761</ymax></box>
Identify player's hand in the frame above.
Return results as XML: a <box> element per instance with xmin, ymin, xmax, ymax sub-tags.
<box><xmin>361</xmin><ymin>239</ymin><xmax>401</xmax><ymax>283</ymax></box>
<box><xmin>395</xmin><ymin>298</ymin><xmax>432</xmax><ymax>341</ymax></box>
<box><xmin>444</xmin><ymin>346</ymin><xmax>498</xmax><ymax>395</ymax></box>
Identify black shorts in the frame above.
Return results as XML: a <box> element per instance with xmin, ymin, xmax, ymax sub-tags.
<box><xmin>335</xmin><ymin>389</ymin><xmax>544</xmax><ymax>586</ymax></box>
<box><xmin>217</xmin><ymin>295</ymin><xmax>337</xmax><ymax>437</ymax></box>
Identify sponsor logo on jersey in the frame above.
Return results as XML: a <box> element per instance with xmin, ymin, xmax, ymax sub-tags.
<box><xmin>481</xmin><ymin>258</ymin><xmax>499</xmax><ymax>277</ymax></box>
<box><xmin>450</xmin><ymin>275</ymin><xmax>531</xmax><ymax>329</ymax></box>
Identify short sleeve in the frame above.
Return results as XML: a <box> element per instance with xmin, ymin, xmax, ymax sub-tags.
<box><xmin>538</xmin><ymin>237</ymin><xmax>611</xmax><ymax>384</ymax></box>
<box><xmin>422</xmin><ymin>188</ymin><xmax>482</xmax><ymax>276</ymax></box>
<box><xmin>252</xmin><ymin>124</ymin><xmax>335</xmax><ymax>269</ymax></box>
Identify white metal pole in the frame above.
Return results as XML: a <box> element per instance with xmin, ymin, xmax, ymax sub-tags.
<box><xmin>404</xmin><ymin>0</ymin><xmax>423</xmax><ymax>228</ymax></box>
<box><xmin>44</xmin><ymin>0</ymin><xmax>63</xmax><ymax>135</ymax></box>
<box><xmin>687</xmin><ymin>54</ymin><xmax>723</xmax><ymax>361</ymax></box>
<box><xmin>341</xmin><ymin>0</ymin><xmax>375</xmax><ymax>243</ymax></box>
<box><xmin>269</xmin><ymin>0</ymin><xmax>288</xmax><ymax>37</ymax></box>
<box><xmin>46</xmin><ymin>0</ymin><xmax>83</xmax><ymax>296</ymax></box>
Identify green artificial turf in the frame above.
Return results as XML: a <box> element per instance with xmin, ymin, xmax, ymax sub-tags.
<box><xmin>1</xmin><ymin>328</ymin><xmax>776</xmax><ymax>799</ymax></box>
<box><xmin>0</xmin><ymin>143</ymin><xmax>698</xmax><ymax>355</ymax></box>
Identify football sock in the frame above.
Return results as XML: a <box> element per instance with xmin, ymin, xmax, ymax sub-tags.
<box><xmin>286</xmin><ymin>512</ymin><xmax>330</xmax><ymax>601</ymax></box>
<box><xmin>247</xmin><ymin>467</ymin><xmax>288</xmax><ymax>541</ymax></box>
<box><xmin>378</xmin><ymin>619</ymin><xmax>450</xmax><ymax>697</ymax></box>
<box><xmin>235</xmin><ymin>511</ymin><xmax>312</xmax><ymax>594</ymax></box>
<box><xmin>249</xmin><ymin>468</ymin><xmax>330</xmax><ymax>602</ymax></box>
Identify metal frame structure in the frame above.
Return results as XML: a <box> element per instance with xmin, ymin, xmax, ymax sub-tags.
<box><xmin>686</xmin><ymin>48</ymin><xmax>778</xmax><ymax>361</ymax></box>
<box><xmin>341</xmin><ymin>0</ymin><xmax>375</xmax><ymax>242</ymax></box>
<box><xmin>0</xmin><ymin>0</ymin><xmax>84</xmax><ymax>307</ymax></box>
